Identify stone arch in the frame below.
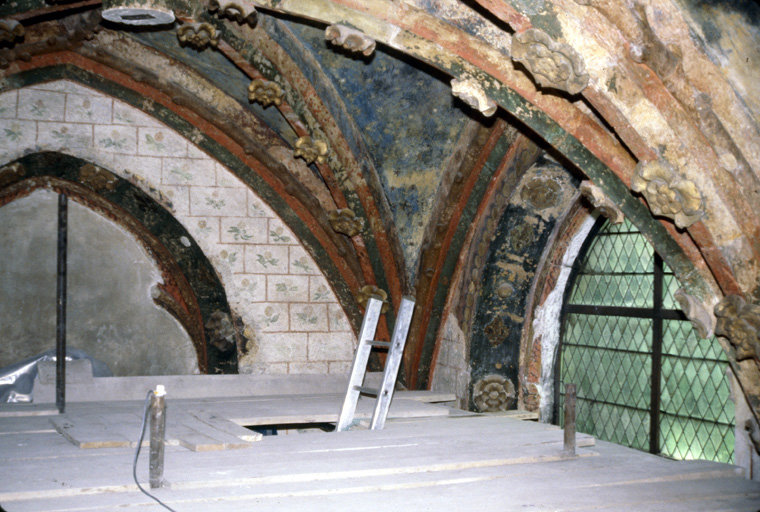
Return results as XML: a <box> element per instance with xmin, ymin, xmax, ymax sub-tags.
<box><xmin>0</xmin><ymin>79</ymin><xmax>357</xmax><ymax>375</ymax></box>
<box><xmin>0</xmin><ymin>152</ymin><xmax>238</xmax><ymax>374</ymax></box>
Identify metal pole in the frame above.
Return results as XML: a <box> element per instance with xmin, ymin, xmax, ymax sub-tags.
<box><xmin>56</xmin><ymin>193</ymin><xmax>68</xmax><ymax>414</ymax></box>
<box><xmin>650</xmin><ymin>252</ymin><xmax>664</xmax><ymax>455</ymax></box>
<box><xmin>563</xmin><ymin>383</ymin><xmax>576</xmax><ymax>456</ymax></box>
<box><xmin>149</xmin><ymin>386</ymin><xmax>167</xmax><ymax>489</ymax></box>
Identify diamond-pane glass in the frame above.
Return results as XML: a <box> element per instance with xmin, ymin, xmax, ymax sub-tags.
<box><xmin>662</xmin><ymin>273</ymin><xmax>680</xmax><ymax>309</ymax></box>
<box><xmin>559</xmin><ymin>219</ymin><xmax>734</xmax><ymax>464</ymax></box>
<box><xmin>660</xmin><ymin>414</ymin><xmax>734</xmax><ymax>463</ymax></box>
<box><xmin>571</xmin><ymin>398</ymin><xmax>650</xmax><ymax>451</ymax></box>
<box><xmin>569</xmin><ymin>274</ymin><xmax>653</xmax><ymax>307</ymax></box>
<box><xmin>580</xmin><ymin>233</ymin><xmax>653</xmax><ymax>274</ymax></box>
<box><xmin>660</xmin><ymin>320</ymin><xmax>734</xmax><ymax>463</ymax></box>
<box><xmin>561</xmin><ymin>316</ymin><xmax>652</xmax><ymax>429</ymax></box>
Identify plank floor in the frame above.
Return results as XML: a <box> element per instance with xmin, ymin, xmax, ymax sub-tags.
<box><xmin>1</xmin><ymin>394</ymin><xmax>759</xmax><ymax>511</ymax></box>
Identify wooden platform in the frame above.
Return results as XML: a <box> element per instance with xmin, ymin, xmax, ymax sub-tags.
<box><xmin>1</xmin><ymin>387</ymin><xmax>759</xmax><ymax>511</ymax></box>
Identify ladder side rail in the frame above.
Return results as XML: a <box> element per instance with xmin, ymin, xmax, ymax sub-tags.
<box><xmin>369</xmin><ymin>297</ymin><xmax>415</xmax><ymax>430</ymax></box>
<box><xmin>335</xmin><ymin>297</ymin><xmax>383</xmax><ymax>431</ymax></box>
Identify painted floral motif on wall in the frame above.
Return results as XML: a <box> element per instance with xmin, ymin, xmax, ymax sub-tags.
<box><xmin>0</xmin><ymin>80</ymin><xmax>355</xmax><ymax>375</ymax></box>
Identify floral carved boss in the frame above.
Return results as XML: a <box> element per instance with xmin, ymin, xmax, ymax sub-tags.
<box><xmin>473</xmin><ymin>375</ymin><xmax>516</xmax><ymax>412</ymax></box>
<box><xmin>293</xmin><ymin>136</ymin><xmax>328</xmax><ymax>165</ymax></box>
<box><xmin>631</xmin><ymin>159</ymin><xmax>704</xmax><ymax>228</ymax></box>
<box><xmin>511</xmin><ymin>28</ymin><xmax>589</xmax><ymax>95</ymax></box>
<box><xmin>248</xmin><ymin>79</ymin><xmax>283</xmax><ymax>107</ymax></box>
<box><xmin>209</xmin><ymin>1</ymin><xmax>257</xmax><ymax>27</ymax></box>
<box><xmin>177</xmin><ymin>23</ymin><xmax>219</xmax><ymax>50</ymax></box>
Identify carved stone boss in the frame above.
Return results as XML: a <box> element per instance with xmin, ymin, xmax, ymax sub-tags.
<box><xmin>631</xmin><ymin>159</ymin><xmax>704</xmax><ymax>229</ymax></box>
<box><xmin>177</xmin><ymin>23</ymin><xmax>219</xmax><ymax>50</ymax></box>
<box><xmin>325</xmin><ymin>24</ymin><xmax>376</xmax><ymax>56</ymax></box>
<box><xmin>329</xmin><ymin>208</ymin><xmax>362</xmax><ymax>237</ymax></box>
<box><xmin>293</xmin><ymin>136</ymin><xmax>328</xmax><ymax>165</ymax></box>
<box><xmin>357</xmin><ymin>284</ymin><xmax>389</xmax><ymax>313</ymax></box>
<box><xmin>248</xmin><ymin>79</ymin><xmax>283</xmax><ymax>107</ymax></box>
<box><xmin>511</xmin><ymin>28</ymin><xmax>589</xmax><ymax>95</ymax></box>
<box><xmin>209</xmin><ymin>1</ymin><xmax>257</xmax><ymax>27</ymax></box>
<box><xmin>473</xmin><ymin>374</ymin><xmax>517</xmax><ymax>412</ymax></box>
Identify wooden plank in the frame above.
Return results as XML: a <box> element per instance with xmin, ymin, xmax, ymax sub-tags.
<box><xmin>168</xmin><ymin>412</ymin><xmax>257</xmax><ymax>451</ymax></box>
<box><xmin>189</xmin><ymin>411</ymin><xmax>263</xmax><ymax>443</ymax></box>
<box><xmin>395</xmin><ymin>391</ymin><xmax>457</xmax><ymax>403</ymax></box>
<box><xmin>0</xmin><ymin>404</ymin><xmax>58</xmax><ymax>417</ymax></box>
<box><xmin>49</xmin><ymin>415</ymin><xmax>132</xmax><ymax>449</ymax></box>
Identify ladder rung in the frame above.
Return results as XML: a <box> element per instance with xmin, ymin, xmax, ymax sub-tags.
<box><xmin>367</xmin><ymin>340</ymin><xmax>391</xmax><ymax>348</ymax></box>
<box><xmin>354</xmin><ymin>386</ymin><xmax>379</xmax><ymax>397</ymax></box>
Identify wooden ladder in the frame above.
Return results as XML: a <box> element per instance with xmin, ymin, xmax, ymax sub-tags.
<box><xmin>335</xmin><ymin>296</ymin><xmax>415</xmax><ymax>431</ymax></box>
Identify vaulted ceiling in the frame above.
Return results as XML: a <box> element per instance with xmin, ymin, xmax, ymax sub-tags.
<box><xmin>1</xmin><ymin>0</ymin><xmax>759</xmax><ymax>420</ymax></box>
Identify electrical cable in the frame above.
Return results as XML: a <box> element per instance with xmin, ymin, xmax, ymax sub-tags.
<box><xmin>133</xmin><ymin>390</ymin><xmax>178</xmax><ymax>512</ymax></box>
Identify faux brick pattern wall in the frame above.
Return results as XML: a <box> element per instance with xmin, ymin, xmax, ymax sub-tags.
<box><xmin>0</xmin><ymin>80</ymin><xmax>356</xmax><ymax>375</ymax></box>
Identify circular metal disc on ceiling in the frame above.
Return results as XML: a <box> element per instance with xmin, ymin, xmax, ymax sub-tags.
<box><xmin>101</xmin><ymin>7</ymin><xmax>175</xmax><ymax>26</ymax></box>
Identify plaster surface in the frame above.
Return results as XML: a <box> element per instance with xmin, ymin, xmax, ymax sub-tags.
<box><xmin>0</xmin><ymin>189</ymin><xmax>198</xmax><ymax>376</ymax></box>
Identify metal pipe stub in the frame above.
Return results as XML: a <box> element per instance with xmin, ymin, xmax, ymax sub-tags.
<box><xmin>563</xmin><ymin>383</ymin><xmax>577</xmax><ymax>456</ymax></box>
<box><xmin>149</xmin><ymin>385</ymin><xmax>167</xmax><ymax>489</ymax></box>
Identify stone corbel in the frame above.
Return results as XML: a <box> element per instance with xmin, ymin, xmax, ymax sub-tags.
<box><xmin>248</xmin><ymin>79</ymin><xmax>283</xmax><ymax>107</ymax></box>
<box><xmin>450</xmin><ymin>77</ymin><xmax>497</xmax><ymax>117</ymax></box>
<box><xmin>714</xmin><ymin>295</ymin><xmax>760</xmax><ymax>363</ymax></box>
<box><xmin>674</xmin><ymin>289</ymin><xmax>715</xmax><ymax>339</ymax></box>
<box><xmin>357</xmin><ymin>284</ymin><xmax>389</xmax><ymax>313</ymax></box>
<box><xmin>177</xmin><ymin>23</ymin><xmax>219</xmax><ymax>50</ymax></box>
<box><xmin>580</xmin><ymin>181</ymin><xmax>624</xmax><ymax>224</ymax></box>
<box><xmin>0</xmin><ymin>19</ymin><xmax>24</xmax><ymax>46</ymax></box>
<box><xmin>208</xmin><ymin>1</ymin><xmax>258</xmax><ymax>27</ymax></box>
<box><xmin>631</xmin><ymin>159</ymin><xmax>704</xmax><ymax>229</ymax></box>
<box><xmin>511</xmin><ymin>28</ymin><xmax>589</xmax><ymax>95</ymax></box>
<box><xmin>293</xmin><ymin>136</ymin><xmax>328</xmax><ymax>165</ymax></box>
<box><xmin>325</xmin><ymin>24</ymin><xmax>376</xmax><ymax>57</ymax></box>
<box><xmin>328</xmin><ymin>208</ymin><xmax>362</xmax><ymax>237</ymax></box>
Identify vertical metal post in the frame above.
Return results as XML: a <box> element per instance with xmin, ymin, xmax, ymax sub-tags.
<box><xmin>149</xmin><ymin>386</ymin><xmax>167</xmax><ymax>489</ymax></box>
<box><xmin>56</xmin><ymin>193</ymin><xmax>68</xmax><ymax>414</ymax></box>
<box><xmin>650</xmin><ymin>253</ymin><xmax>664</xmax><ymax>454</ymax></box>
<box><xmin>563</xmin><ymin>383</ymin><xmax>576</xmax><ymax>456</ymax></box>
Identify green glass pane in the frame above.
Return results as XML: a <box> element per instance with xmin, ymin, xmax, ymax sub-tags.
<box><xmin>660</xmin><ymin>414</ymin><xmax>734</xmax><ymax>463</ymax></box>
<box><xmin>599</xmin><ymin>217</ymin><xmax>637</xmax><ymax>235</ymax></box>
<box><xmin>561</xmin><ymin>321</ymin><xmax>651</xmax><ymax>411</ymax></box>
<box><xmin>567</xmin><ymin>397</ymin><xmax>650</xmax><ymax>452</ymax></box>
<box><xmin>662</xmin><ymin>320</ymin><xmax>702</xmax><ymax>358</ymax></box>
<box><xmin>662</xmin><ymin>273</ymin><xmax>680</xmax><ymax>309</ymax></box>
<box><xmin>564</xmin><ymin>315</ymin><xmax>651</xmax><ymax>354</ymax></box>
<box><xmin>561</xmin><ymin>220</ymin><xmax>734</xmax><ymax>464</ymax></box>
<box><xmin>569</xmin><ymin>274</ymin><xmax>653</xmax><ymax>307</ymax></box>
<box><xmin>580</xmin><ymin>233</ymin><xmax>653</xmax><ymax>274</ymax></box>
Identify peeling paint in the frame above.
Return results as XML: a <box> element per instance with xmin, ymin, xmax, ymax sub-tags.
<box><xmin>532</xmin><ymin>212</ymin><xmax>595</xmax><ymax>422</ymax></box>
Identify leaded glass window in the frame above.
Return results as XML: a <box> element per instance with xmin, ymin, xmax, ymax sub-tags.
<box><xmin>556</xmin><ymin>218</ymin><xmax>734</xmax><ymax>463</ymax></box>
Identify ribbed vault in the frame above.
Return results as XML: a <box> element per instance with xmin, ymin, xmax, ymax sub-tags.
<box><xmin>0</xmin><ymin>0</ymin><xmax>758</xmax><ymax>426</ymax></box>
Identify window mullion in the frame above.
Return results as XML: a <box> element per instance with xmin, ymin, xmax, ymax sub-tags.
<box><xmin>650</xmin><ymin>252</ymin><xmax>664</xmax><ymax>454</ymax></box>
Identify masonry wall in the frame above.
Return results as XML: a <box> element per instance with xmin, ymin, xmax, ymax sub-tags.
<box><xmin>0</xmin><ymin>80</ymin><xmax>356</xmax><ymax>375</ymax></box>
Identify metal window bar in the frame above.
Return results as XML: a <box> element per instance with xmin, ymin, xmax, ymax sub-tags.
<box><xmin>555</xmin><ymin>218</ymin><xmax>734</xmax><ymax>462</ymax></box>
